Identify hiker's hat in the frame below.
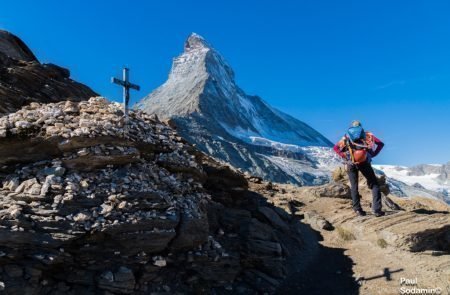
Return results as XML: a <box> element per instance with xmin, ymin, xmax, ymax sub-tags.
<box><xmin>351</xmin><ymin>120</ymin><xmax>362</xmax><ymax>127</ymax></box>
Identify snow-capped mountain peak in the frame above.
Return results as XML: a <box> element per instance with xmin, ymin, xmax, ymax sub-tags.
<box><xmin>184</xmin><ymin>32</ymin><xmax>211</xmax><ymax>51</ymax></box>
<box><xmin>137</xmin><ymin>33</ymin><xmax>336</xmax><ymax>185</ymax></box>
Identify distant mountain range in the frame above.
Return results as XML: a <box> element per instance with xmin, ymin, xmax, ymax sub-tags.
<box><xmin>374</xmin><ymin>163</ymin><xmax>450</xmax><ymax>204</ymax></box>
<box><xmin>137</xmin><ymin>33</ymin><xmax>340</xmax><ymax>185</ymax></box>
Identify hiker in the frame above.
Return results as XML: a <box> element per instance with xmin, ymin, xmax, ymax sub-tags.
<box><xmin>333</xmin><ymin>120</ymin><xmax>385</xmax><ymax>217</ymax></box>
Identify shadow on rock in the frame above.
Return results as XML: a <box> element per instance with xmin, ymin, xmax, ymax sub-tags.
<box><xmin>359</xmin><ymin>267</ymin><xmax>404</xmax><ymax>282</ymax></box>
<box><xmin>277</xmin><ymin>222</ymin><xmax>360</xmax><ymax>295</ymax></box>
<box><xmin>412</xmin><ymin>208</ymin><xmax>449</xmax><ymax>215</ymax></box>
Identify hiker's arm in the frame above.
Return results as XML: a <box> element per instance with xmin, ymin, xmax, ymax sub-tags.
<box><xmin>333</xmin><ymin>141</ymin><xmax>347</xmax><ymax>159</ymax></box>
<box><xmin>371</xmin><ymin>135</ymin><xmax>384</xmax><ymax>157</ymax></box>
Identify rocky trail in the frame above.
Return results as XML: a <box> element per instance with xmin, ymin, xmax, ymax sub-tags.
<box><xmin>249</xmin><ymin>170</ymin><xmax>450</xmax><ymax>295</ymax></box>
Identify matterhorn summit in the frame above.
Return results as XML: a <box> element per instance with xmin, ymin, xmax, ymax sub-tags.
<box><xmin>184</xmin><ymin>32</ymin><xmax>212</xmax><ymax>50</ymax></box>
<box><xmin>137</xmin><ymin>33</ymin><xmax>339</xmax><ymax>185</ymax></box>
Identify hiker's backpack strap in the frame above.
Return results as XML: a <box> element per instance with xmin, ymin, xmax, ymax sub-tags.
<box><xmin>344</xmin><ymin>137</ymin><xmax>355</xmax><ymax>163</ymax></box>
<box><xmin>344</xmin><ymin>135</ymin><xmax>369</xmax><ymax>164</ymax></box>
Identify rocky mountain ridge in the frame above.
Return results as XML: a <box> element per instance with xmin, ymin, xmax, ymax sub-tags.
<box><xmin>137</xmin><ymin>33</ymin><xmax>340</xmax><ymax>186</ymax></box>
<box><xmin>408</xmin><ymin>162</ymin><xmax>450</xmax><ymax>179</ymax></box>
<box><xmin>0</xmin><ymin>30</ymin><xmax>37</xmax><ymax>62</ymax></box>
<box><xmin>0</xmin><ymin>30</ymin><xmax>96</xmax><ymax>115</ymax></box>
<box><xmin>0</xmin><ymin>97</ymin><xmax>306</xmax><ymax>294</ymax></box>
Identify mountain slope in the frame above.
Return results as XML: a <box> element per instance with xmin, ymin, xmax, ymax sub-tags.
<box><xmin>0</xmin><ymin>30</ymin><xmax>97</xmax><ymax>115</ymax></box>
<box><xmin>137</xmin><ymin>33</ymin><xmax>339</xmax><ymax>185</ymax></box>
<box><xmin>374</xmin><ymin>163</ymin><xmax>450</xmax><ymax>204</ymax></box>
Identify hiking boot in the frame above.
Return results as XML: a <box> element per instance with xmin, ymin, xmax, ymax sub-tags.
<box><xmin>354</xmin><ymin>209</ymin><xmax>366</xmax><ymax>217</ymax></box>
<box><xmin>373</xmin><ymin>211</ymin><xmax>385</xmax><ymax>217</ymax></box>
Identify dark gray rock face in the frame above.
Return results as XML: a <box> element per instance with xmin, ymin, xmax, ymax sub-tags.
<box><xmin>137</xmin><ymin>33</ymin><xmax>339</xmax><ymax>186</ymax></box>
<box><xmin>0</xmin><ymin>30</ymin><xmax>37</xmax><ymax>62</ymax></box>
<box><xmin>0</xmin><ymin>98</ymin><xmax>304</xmax><ymax>294</ymax></box>
<box><xmin>0</xmin><ymin>30</ymin><xmax>97</xmax><ymax>115</ymax></box>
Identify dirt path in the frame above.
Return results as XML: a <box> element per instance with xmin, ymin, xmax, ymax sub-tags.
<box><xmin>250</xmin><ymin>180</ymin><xmax>450</xmax><ymax>295</ymax></box>
<box><xmin>278</xmin><ymin>223</ymin><xmax>359</xmax><ymax>294</ymax></box>
<box><xmin>303</xmin><ymin>199</ymin><xmax>450</xmax><ymax>295</ymax></box>
<box><xmin>296</xmin><ymin>201</ymin><xmax>449</xmax><ymax>295</ymax></box>
<box><xmin>341</xmin><ymin>238</ymin><xmax>450</xmax><ymax>295</ymax></box>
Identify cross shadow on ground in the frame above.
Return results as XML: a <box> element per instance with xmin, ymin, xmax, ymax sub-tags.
<box><xmin>358</xmin><ymin>267</ymin><xmax>404</xmax><ymax>282</ymax></box>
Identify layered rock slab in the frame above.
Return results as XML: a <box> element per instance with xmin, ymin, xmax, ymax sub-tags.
<box><xmin>0</xmin><ymin>98</ymin><xmax>304</xmax><ymax>294</ymax></box>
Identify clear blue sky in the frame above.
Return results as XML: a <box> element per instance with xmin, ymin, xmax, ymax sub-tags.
<box><xmin>2</xmin><ymin>0</ymin><xmax>450</xmax><ymax>166</ymax></box>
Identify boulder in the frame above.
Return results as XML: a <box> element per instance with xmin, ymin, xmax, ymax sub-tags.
<box><xmin>308</xmin><ymin>182</ymin><xmax>351</xmax><ymax>199</ymax></box>
<box><xmin>303</xmin><ymin>211</ymin><xmax>333</xmax><ymax>231</ymax></box>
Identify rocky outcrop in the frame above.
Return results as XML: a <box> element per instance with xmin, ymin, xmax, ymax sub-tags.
<box><xmin>137</xmin><ymin>33</ymin><xmax>340</xmax><ymax>186</ymax></box>
<box><xmin>0</xmin><ymin>98</ymin><xmax>304</xmax><ymax>294</ymax></box>
<box><xmin>0</xmin><ymin>30</ymin><xmax>97</xmax><ymax>115</ymax></box>
<box><xmin>0</xmin><ymin>30</ymin><xmax>37</xmax><ymax>62</ymax></box>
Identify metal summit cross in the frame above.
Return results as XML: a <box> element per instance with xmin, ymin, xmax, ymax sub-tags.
<box><xmin>111</xmin><ymin>67</ymin><xmax>140</xmax><ymax>121</ymax></box>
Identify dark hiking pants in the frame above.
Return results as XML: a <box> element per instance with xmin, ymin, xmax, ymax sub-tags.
<box><xmin>347</xmin><ymin>161</ymin><xmax>382</xmax><ymax>213</ymax></box>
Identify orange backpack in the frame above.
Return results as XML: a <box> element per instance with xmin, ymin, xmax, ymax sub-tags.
<box><xmin>345</xmin><ymin>132</ymin><xmax>374</xmax><ymax>164</ymax></box>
